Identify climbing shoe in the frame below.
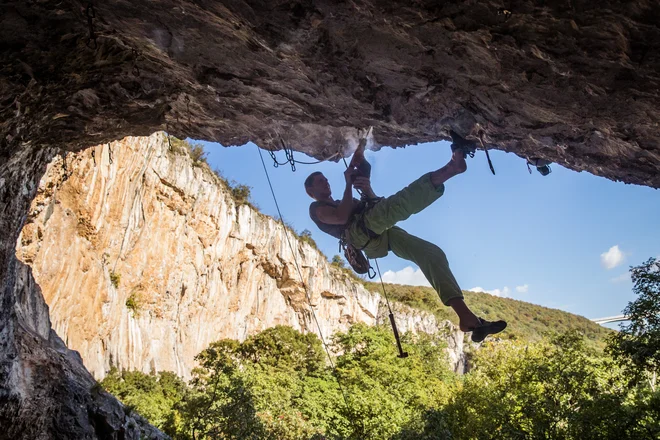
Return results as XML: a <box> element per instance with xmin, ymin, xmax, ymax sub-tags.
<box><xmin>537</xmin><ymin>164</ymin><xmax>552</xmax><ymax>176</ymax></box>
<box><xmin>527</xmin><ymin>158</ymin><xmax>552</xmax><ymax>176</ymax></box>
<box><xmin>469</xmin><ymin>317</ymin><xmax>507</xmax><ymax>343</ymax></box>
<box><xmin>449</xmin><ymin>130</ymin><xmax>477</xmax><ymax>159</ymax></box>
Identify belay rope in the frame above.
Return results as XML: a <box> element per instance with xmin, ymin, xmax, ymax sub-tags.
<box><xmin>256</xmin><ymin>146</ymin><xmax>361</xmax><ymax>432</ymax></box>
<box><xmin>477</xmin><ymin>131</ymin><xmax>496</xmax><ymax>175</ymax></box>
<box><xmin>263</xmin><ymin>138</ymin><xmax>410</xmax><ymax>360</ymax></box>
<box><xmin>375</xmin><ymin>259</ymin><xmax>408</xmax><ymax>358</ymax></box>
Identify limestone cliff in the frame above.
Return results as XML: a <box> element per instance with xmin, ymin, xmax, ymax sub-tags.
<box><xmin>16</xmin><ymin>132</ymin><xmax>465</xmax><ymax>381</ymax></box>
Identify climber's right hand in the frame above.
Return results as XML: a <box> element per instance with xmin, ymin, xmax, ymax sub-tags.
<box><xmin>344</xmin><ymin>167</ymin><xmax>358</xmax><ymax>184</ymax></box>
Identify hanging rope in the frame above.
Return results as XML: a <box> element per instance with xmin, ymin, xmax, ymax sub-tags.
<box><xmin>256</xmin><ymin>145</ymin><xmax>359</xmax><ymax>428</ymax></box>
<box><xmin>477</xmin><ymin>131</ymin><xmax>496</xmax><ymax>175</ymax></box>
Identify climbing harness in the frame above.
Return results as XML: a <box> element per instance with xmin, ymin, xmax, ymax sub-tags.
<box><xmin>340</xmin><ymin>239</ymin><xmax>375</xmax><ymax>278</ymax></box>
<box><xmin>338</xmin><ymin>197</ymin><xmax>381</xmax><ymax>280</ymax></box>
<box><xmin>256</xmin><ymin>145</ymin><xmax>358</xmax><ymax>426</ymax></box>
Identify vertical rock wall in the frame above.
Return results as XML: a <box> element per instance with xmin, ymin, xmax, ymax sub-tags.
<box><xmin>0</xmin><ymin>144</ymin><xmax>165</xmax><ymax>439</ymax></box>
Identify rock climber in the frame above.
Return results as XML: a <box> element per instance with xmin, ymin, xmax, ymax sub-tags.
<box><xmin>304</xmin><ymin>133</ymin><xmax>507</xmax><ymax>342</ymax></box>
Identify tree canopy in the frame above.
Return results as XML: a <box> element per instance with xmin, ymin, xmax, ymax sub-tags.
<box><xmin>101</xmin><ymin>259</ymin><xmax>660</xmax><ymax>439</ymax></box>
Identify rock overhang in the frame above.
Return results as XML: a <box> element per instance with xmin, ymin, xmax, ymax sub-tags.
<box><xmin>1</xmin><ymin>0</ymin><xmax>659</xmax><ymax>187</ymax></box>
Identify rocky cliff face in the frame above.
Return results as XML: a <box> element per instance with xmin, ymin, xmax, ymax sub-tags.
<box><xmin>16</xmin><ymin>132</ymin><xmax>465</xmax><ymax>382</ymax></box>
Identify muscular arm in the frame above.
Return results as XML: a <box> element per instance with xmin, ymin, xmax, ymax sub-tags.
<box><xmin>315</xmin><ymin>168</ymin><xmax>358</xmax><ymax>225</ymax></box>
<box><xmin>316</xmin><ymin>181</ymin><xmax>355</xmax><ymax>225</ymax></box>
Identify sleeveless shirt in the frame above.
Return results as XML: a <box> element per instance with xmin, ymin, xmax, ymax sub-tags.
<box><xmin>309</xmin><ymin>198</ymin><xmax>361</xmax><ymax>239</ymax></box>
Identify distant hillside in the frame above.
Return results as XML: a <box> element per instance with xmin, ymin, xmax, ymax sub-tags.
<box><xmin>363</xmin><ymin>282</ymin><xmax>613</xmax><ymax>349</ymax></box>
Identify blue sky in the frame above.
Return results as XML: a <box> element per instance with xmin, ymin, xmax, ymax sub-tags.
<box><xmin>197</xmin><ymin>138</ymin><xmax>659</xmax><ymax>324</ymax></box>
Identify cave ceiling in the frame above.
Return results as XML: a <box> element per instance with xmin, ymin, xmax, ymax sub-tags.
<box><xmin>1</xmin><ymin>0</ymin><xmax>659</xmax><ymax>186</ymax></box>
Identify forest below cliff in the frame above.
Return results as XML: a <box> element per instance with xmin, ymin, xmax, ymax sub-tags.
<box><xmin>101</xmin><ymin>259</ymin><xmax>660</xmax><ymax>440</ymax></box>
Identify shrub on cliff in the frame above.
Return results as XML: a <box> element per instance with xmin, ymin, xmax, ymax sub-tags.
<box><xmin>125</xmin><ymin>292</ymin><xmax>142</xmax><ymax>317</ymax></box>
<box><xmin>169</xmin><ymin>136</ymin><xmax>207</xmax><ymax>166</ymax></box>
<box><xmin>330</xmin><ymin>255</ymin><xmax>345</xmax><ymax>269</ymax></box>
<box><xmin>110</xmin><ymin>271</ymin><xmax>121</xmax><ymax>288</ymax></box>
<box><xmin>229</xmin><ymin>181</ymin><xmax>252</xmax><ymax>206</ymax></box>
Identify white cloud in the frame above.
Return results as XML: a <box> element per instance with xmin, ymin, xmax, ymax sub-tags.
<box><xmin>382</xmin><ymin>266</ymin><xmax>431</xmax><ymax>287</ymax></box>
<box><xmin>600</xmin><ymin>245</ymin><xmax>625</xmax><ymax>270</ymax></box>
<box><xmin>610</xmin><ymin>272</ymin><xmax>631</xmax><ymax>283</ymax></box>
<box><xmin>515</xmin><ymin>284</ymin><xmax>529</xmax><ymax>293</ymax></box>
<box><xmin>469</xmin><ymin>286</ymin><xmax>510</xmax><ymax>297</ymax></box>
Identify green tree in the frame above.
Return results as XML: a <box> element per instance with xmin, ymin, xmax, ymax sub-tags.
<box><xmin>179</xmin><ymin>339</ymin><xmax>265</xmax><ymax>439</ymax></box>
<box><xmin>101</xmin><ymin>368</ymin><xmax>190</xmax><ymax>438</ymax></box>
<box><xmin>608</xmin><ymin>258</ymin><xmax>660</xmax><ymax>381</ymax></box>
<box><xmin>180</xmin><ymin>327</ymin><xmax>329</xmax><ymax>440</ymax></box>
<box><xmin>331</xmin><ymin>255</ymin><xmax>346</xmax><ymax>269</ymax></box>
<box><xmin>332</xmin><ymin>324</ymin><xmax>454</xmax><ymax>440</ymax></box>
<box><xmin>100</xmin><ymin>326</ymin><xmax>660</xmax><ymax>440</ymax></box>
<box><xmin>442</xmin><ymin>331</ymin><xmax>659</xmax><ymax>440</ymax></box>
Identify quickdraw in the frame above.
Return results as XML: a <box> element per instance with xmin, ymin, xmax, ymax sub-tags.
<box><xmin>85</xmin><ymin>1</ymin><xmax>97</xmax><ymax>50</ymax></box>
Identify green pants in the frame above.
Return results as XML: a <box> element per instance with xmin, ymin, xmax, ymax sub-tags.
<box><xmin>347</xmin><ymin>173</ymin><xmax>463</xmax><ymax>305</ymax></box>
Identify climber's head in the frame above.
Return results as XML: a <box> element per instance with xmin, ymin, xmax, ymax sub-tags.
<box><xmin>305</xmin><ymin>171</ymin><xmax>331</xmax><ymax>200</ymax></box>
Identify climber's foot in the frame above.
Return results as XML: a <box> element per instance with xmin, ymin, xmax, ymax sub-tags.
<box><xmin>467</xmin><ymin>317</ymin><xmax>508</xmax><ymax>343</ymax></box>
<box><xmin>450</xmin><ymin>130</ymin><xmax>478</xmax><ymax>160</ymax></box>
<box><xmin>450</xmin><ymin>149</ymin><xmax>467</xmax><ymax>174</ymax></box>
<box><xmin>459</xmin><ymin>316</ymin><xmax>480</xmax><ymax>333</ymax></box>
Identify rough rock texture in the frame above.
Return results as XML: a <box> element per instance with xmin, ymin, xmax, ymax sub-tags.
<box><xmin>1</xmin><ymin>0</ymin><xmax>658</xmax><ymax>436</ymax></box>
<box><xmin>1</xmin><ymin>0</ymin><xmax>660</xmax><ymax>186</ymax></box>
<box><xmin>16</xmin><ymin>132</ymin><xmax>465</xmax><ymax>382</ymax></box>
<box><xmin>0</xmin><ymin>142</ymin><xmax>165</xmax><ymax>439</ymax></box>
<box><xmin>4</xmin><ymin>255</ymin><xmax>166</xmax><ymax>439</ymax></box>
